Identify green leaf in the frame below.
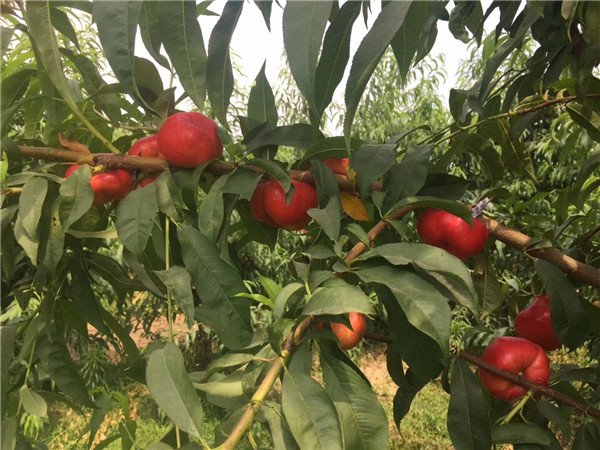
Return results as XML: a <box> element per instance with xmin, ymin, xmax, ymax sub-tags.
<box><xmin>261</xmin><ymin>401</ymin><xmax>300</xmax><ymax>450</ymax></box>
<box><xmin>58</xmin><ymin>165</ymin><xmax>93</xmax><ymax>230</ymax></box>
<box><xmin>382</xmin><ymin>144</ymin><xmax>433</xmax><ymax>213</ymax></box>
<box><xmin>139</xmin><ymin>1</ymin><xmax>170</xmax><ymax>69</ymax></box>
<box><xmin>198</xmin><ymin>172</ymin><xmax>232</xmax><ymax>242</ymax></box>
<box><xmin>447</xmin><ymin>358</ymin><xmax>492</xmax><ymax>450</ymax></box>
<box><xmin>19</xmin><ymin>386</ymin><xmax>48</xmax><ymax>417</ymax></box>
<box><xmin>243</xmin><ymin>124</ymin><xmax>322</xmax><ymax>155</ymax></box>
<box><xmin>246</xmin><ymin>159</ymin><xmax>291</xmax><ymax>192</ymax></box>
<box><xmin>36</xmin><ymin>333</ymin><xmax>93</xmax><ymax>407</ymax></box>
<box><xmin>378</xmin><ymin>286</ymin><xmax>443</xmax><ymax>380</ymax></box>
<box><xmin>479</xmin><ymin>6</ymin><xmax>540</xmax><ymax>99</ymax></box>
<box><xmin>93</xmin><ymin>1</ymin><xmax>149</xmax><ymax>110</ymax></box>
<box><xmin>344</xmin><ymin>1</ymin><xmax>412</xmax><ymax>142</ymax></box>
<box><xmin>491</xmin><ymin>423</ymin><xmax>552</xmax><ymax>446</ymax></box>
<box><xmin>308</xmin><ymin>197</ymin><xmax>341</xmax><ymax>241</ymax></box>
<box><xmin>50</xmin><ymin>6</ymin><xmax>80</xmax><ymax>49</ymax></box>
<box><xmin>299</xmin><ymin>137</ymin><xmax>356</xmax><ymax>166</ymax></box>
<box><xmin>497</xmin><ymin>118</ymin><xmax>538</xmax><ymax>184</ymax></box>
<box><xmin>320</xmin><ymin>349</ymin><xmax>389</xmax><ymax>450</ymax></box>
<box><xmin>155</xmin><ymin>170</ymin><xmax>184</xmax><ymax>221</ymax></box>
<box><xmin>147</xmin><ymin>343</ymin><xmax>204</xmax><ymax>438</ymax></box>
<box><xmin>567</xmin><ymin>102</ymin><xmax>600</xmax><ymax>143</ymax></box>
<box><xmin>1</xmin><ymin>319</ymin><xmax>18</xmax><ymax>384</ymax></box>
<box><xmin>302</xmin><ymin>283</ymin><xmax>374</xmax><ymax>316</ymax></box>
<box><xmin>473</xmin><ymin>256</ymin><xmax>504</xmax><ymax>319</ymax></box>
<box><xmin>314</xmin><ymin>1</ymin><xmax>361</xmax><ymax>119</ymax></box>
<box><xmin>158</xmin><ymin>1</ymin><xmax>208</xmax><ymax>110</ymax></box>
<box><xmin>155</xmin><ymin>267</ymin><xmax>195</xmax><ymax>329</ymax></box>
<box><xmin>116</xmin><ymin>184</ymin><xmax>158</xmax><ymax>257</ymax></box>
<box><xmin>207</xmin><ymin>0</ymin><xmax>244</xmax><ymax>128</ymax></box>
<box><xmin>358</xmin><ymin>264</ymin><xmax>451</xmax><ymax>355</ymax></box>
<box><xmin>248</xmin><ymin>62</ymin><xmax>278</xmax><ymax>129</ymax></box>
<box><xmin>536</xmin><ymin>260</ymin><xmax>589</xmax><ymax>348</ymax></box>
<box><xmin>311</xmin><ymin>159</ymin><xmax>342</xmax><ymax>208</ymax></box>
<box><xmin>24</xmin><ymin>2</ymin><xmax>78</xmax><ymax>109</ymax></box>
<box><xmin>222</xmin><ymin>168</ymin><xmax>263</xmax><ymax>201</ymax></box>
<box><xmin>1</xmin><ymin>417</ymin><xmax>16</xmax><ymax>450</ymax></box>
<box><xmin>391</xmin><ymin>2</ymin><xmax>437</xmax><ymax>81</ymax></box>
<box><xmin>282</xmin><ymin>346</ymin><xmax>343</xmax><ymax>450</ymax></box>
<box><xmin>350</xmin><ymin>143</ymin><xmax>396</xmax><ymax>197</ymax></box>
<box><xmin>282</xmin><ymin>1</ymin><xmax>332</xmax><ymax>115</ymax></box>
<box><xmin>273</xmin><ymin>282</ymin><xmax>305</xmax><ymax>321</ymax></box>
<box><xmin>178</xmin><ymin>225</ymin><xmax>253</xmax><ymax>349</ymax></box>
<box><xmin>18</xmin><ymin>176</ymin><xmax>48</xmax><ymax>240</ymax></box>
<box><xmin>356</xmin><ymin>243</ymin><xmax>479</xmax><ymax>313</ymax></box>
<box><xmin>573</xmin><ymin>422</ymin><xmax>600</xmax><ymax>450</ymax></box>
<box><xmin>392</xmin><ymin>369</ymin><xmax>428</xmax><ymax>430</ymax></box>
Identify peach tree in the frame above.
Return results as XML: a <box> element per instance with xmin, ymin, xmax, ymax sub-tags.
<box><xmin>1</xmin><ymin>1</ymin><xmax>600</xmax><ymax>449</ymax></box>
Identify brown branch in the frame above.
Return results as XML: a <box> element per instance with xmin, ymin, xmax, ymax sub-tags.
<box><xmin>480</xmin><ymin>215</ymin><xmax>600</xmax><ymax>289</ymax></box>
<box><xmin>458</xmin><ymin>351</ymin><xmax>600</xmax><ymax>418</ymax></box>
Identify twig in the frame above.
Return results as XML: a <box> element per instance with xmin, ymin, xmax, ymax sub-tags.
<box><xmin>582</xmin><ymin>223</ymin><xmax>600</xmax><ymax>244</ymax></box>
<box><xmin>458</xmin><ymin>351</ymin><xmax>600</xmax><ymax>419</ymax></box>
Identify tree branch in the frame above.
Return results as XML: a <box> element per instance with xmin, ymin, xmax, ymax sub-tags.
<box><xmin>479</xmin><ymin>215</ymin><xmax>600</xmax><ymax>289</ymax></box>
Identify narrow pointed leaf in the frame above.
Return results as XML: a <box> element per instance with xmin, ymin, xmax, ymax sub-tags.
<box><xmin>283</xmin><ymin>1</ymin><xmax>332</xmax><ymax>114</ymax></box>
<box><xmin>282</xmin><ymin>349</ymin><xmax>343</xmax><ymax>450</ymax></box>
<box><xmin>155</xmin><ymin>267</ymin><xmax>195</xmax><ymax>329</ymax></box>
<box><xmin>158</xmin><ymin>1</ymin><xmax>208</xmax><ymax>110</ymax></box>
<box><xmin>248</xmin><ymin>63</ymin><xmax>278</xmax><ymax>129</ymax></box>
<box><xmin>447</xmin><ymin>358</ymin><xmax>492</xmax><ymax>450</ymax></box>
<box><xmin>207</xmin><ymin>0</ymin><xmax>244</xmax><ymax>128</ymax></box>
<box><xmin>147</xmin><ymin>343</ymin><xmax>204</xmax><ymax>438</ymax></box>
<box><xmin>19</xmin><ymin>386</ymin><xmax>48</xmax><ymax>417</ymax></box>
<box><xmin>93</xmin><ymin>1</ymin><xmax>149</xmax><ymax>110</ymax></box>
<box><xmin>116</xmin><ymin>184</ymin><xmax>158</xmax><ymax>257</ymax></box>
<box><xmin>314</xmin><ymin>1</ymin><xmax>361</xmax><ymax>118</ymax></box>
<box><xmin>344</xmin><ymin>1</ymin><xmax>412</xmax><ymax>141</ymax></box>
<box><xmin>58</xmin><ymin>165</ymin><xmax>93</xmax><ymax>231</ymax></box>
<box><xmin>320</xmin><ymin>349</ymin><xmax>388</xmax><ymax>450</ymax></box>
<box><xmin>178</xmin><ymin>225</ymin><xmax>253</xmax><ymax>349</ymax></box>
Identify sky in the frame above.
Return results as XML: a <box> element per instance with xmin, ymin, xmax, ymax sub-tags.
<box><xmin>136</xmin><ymin>1</ymin><xmax>499</xmax><ymax>126</ymax></box>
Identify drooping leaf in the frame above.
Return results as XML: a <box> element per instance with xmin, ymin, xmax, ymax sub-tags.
<box><xmin>198</xmin><ymin>172</ymin><xmax>233</xmax><ymax>242</ymax></box>
<box><xmin>447</xmin><ymin>358</ymin><xmax>492</xmax><ymax>450</ymax></box>
<box><xmin>93</xmin><ymin>1</ymin><xmax>150</xmax><ymax>110</ymax></box>
<box><xmin>350</xmin><ymin>143</ymin><xmax>396</xmax><ymax>198</ymax></box>
<box><xmin>344</xmin><ymin>1</ymin><xmax>412</xmax><ymax>142</ymax></box>
<box><xmin>147</xmin><ymin>343</ymin><xmax>204</xmax><ymax>438</ymax></box>
<box><xmin>178</xmin><ymin>225</ymin><xmax>253</xmax><ymax>349</ymax></box>
<box><xmin>320</xmin><ymin>348</ymin><xmax>389</xmax><ymax>450</ymax></box>
<box><xmin>58</xmin><ymin>165</ymin><xmax>93</xmax><ymax>230</ymax></box>
<box><xmin>116</xmin><ymin>184</ymin><xmax>158</xmax><ymax>257</ymax></box>
<box><xmin>155</xmin><ymin>267</ymin><xmax>195</xmax><ymax>329</ymax></box>
<box><xmin>207</xmin><ymin>0</ymin><xmax>244</xmax><ymax>128</ymax></box>
<box><xmin>314</xmin><ymin>1</ymin><xmax>362</xmax><ymax>119</ymax></box>
<box><xmin>491</xmin><ymin>422</ymin><xmax>552</xmax><ymax>446</ymax></box>
<box><xmin>382</xmin><ymin>144</ymin><xmax>433</xmax><ymax>213</ymax></box>
<box><xmin>49</xmin><ymin>6</ymin><xmax>80</xmax><ymax>50</ymax></box>
<box><xmin>139</xmin><ymin>1</ymin><xmax>170</xmax><ymax>69</ymax></box>
<box><xmin>282</xmin><ymin>345</ymin><xmax>343</xmax><ymax>450</ymax></box>
<box><xmin>36</xmin><ymin>332</ymin><xmax>93</xmax><ymax>407</ymax></box>
<box><xmin>473</xmin><ymin>255</ymin><xmax>504</xmax><ymax>318</ymax></box>
<box><xmin>282</xmin><ymin>1</ymin><xmax>332</xmax><ymax>115</ymax></box>
<box><xmin>18</xmin><ymin>176</ymin><xmax>48</xmax><ymax>240</ymax></box>
<box><xmin>392</xmin><ymin>369</ymin><xmax>429</xmax><ymax>430</ymax></box>
<box><xmin>158</xmin><ymin>1</ymin><xmax>208</xmax><ymax>110</ymax></box>
<box><xmin>536</xmin><ymin>260</ymin><xmax>589</xmax><ymax>349</ymax></box>
<box><xmin>378</xmin><ymin>286</ymin><xmax>443</xmax><ymax>379</ymax></box>
<box><xmin>358</xmin><ymin>264</ymin><xmax>451</xmax><ymax>355</ymax></box>
<box><xmin>19</xmin><ymin>386</ymin><xmax>48</xmax><ymax>418</ymax></box>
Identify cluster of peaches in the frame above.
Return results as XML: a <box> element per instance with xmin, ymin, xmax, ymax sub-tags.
<box><xmin>66</xmin><ymin>112</ymin><xmax>222</xmax><ymax>205</ymax></box>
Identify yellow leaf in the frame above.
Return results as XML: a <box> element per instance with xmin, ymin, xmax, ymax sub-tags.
<box><xmin>341</xmin><ymin>192</ymin><xmax>369</xmax><ymax>221</ymax></box>
<box><xmin>59</xmin><ymin>133</ymin><xmax>90</xmax><ymax>154</ymax></box>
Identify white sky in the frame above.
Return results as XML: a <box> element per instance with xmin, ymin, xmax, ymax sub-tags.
<box><xmin>136</xmin><ymin>1</ymin><xmax>498</xmax><ymax>126</ymax></box>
